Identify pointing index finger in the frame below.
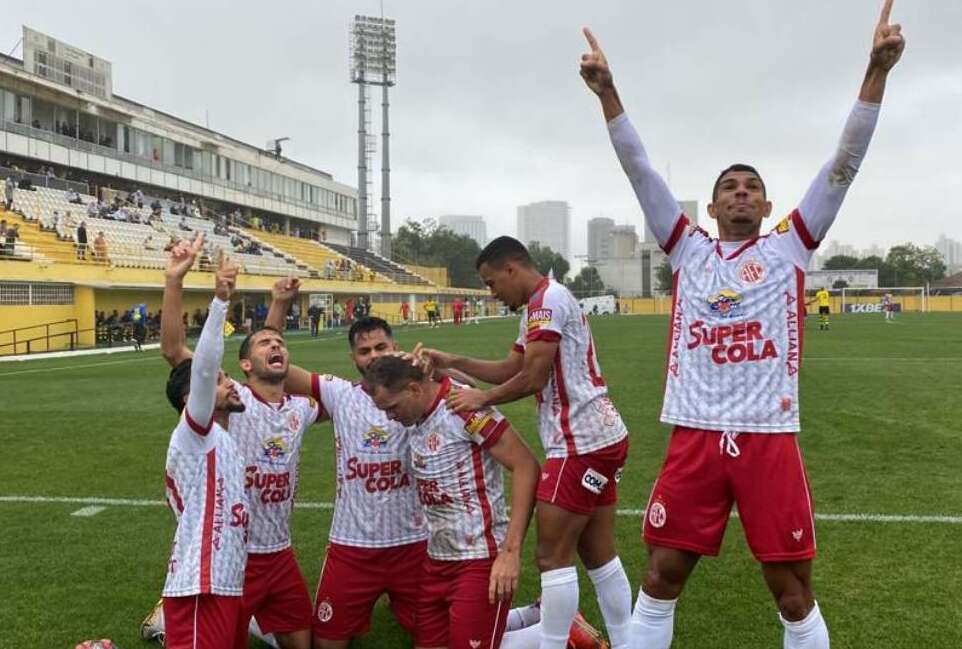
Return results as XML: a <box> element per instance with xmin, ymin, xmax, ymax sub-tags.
<box><xmin>878</xmin><ymin>0</ymin><xmax>894</xmax><ymax>25</ymax></box>
<box><xmin>583</xmin><ymin>27</ymin><xmax>600</xmax><ymax>52</ymax></box>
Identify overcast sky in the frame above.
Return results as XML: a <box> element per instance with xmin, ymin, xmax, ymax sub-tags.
<box><xmin>2</xmin><ymin>0</ymin><xmax>959</xmax><ymax>260</ymax></box>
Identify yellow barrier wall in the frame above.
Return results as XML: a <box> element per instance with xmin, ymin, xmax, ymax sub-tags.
<box><xmin>0</xmin><ymin>304</ymin><xmax>82</xmax><ymax>354</ymax></box>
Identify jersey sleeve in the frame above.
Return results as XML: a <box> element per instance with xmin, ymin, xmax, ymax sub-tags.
<box><xmin>513</xmin><ymin>311</ymin><xmax>527</xmax><ymax>354</ymax></box>
<box><xmin>170</xmin><ymin>415</ymin><xmax>218</xmax><ymax>454</ymax></box>
<box><xmin>607</xmin><ymin>113</ymin><xmax>688</xmax><ymax>264</ymax></box>
<box><xmin>771</xmin><ymin>100</ymin><xmax>881</xmax><ymax>267</ymax></box>
<box><xmin>458</xmin><ymin>406</ymin><xmax>510</xmax><ymax>450</ymax></box>
<box><xmin>525</xmin><ymin>285</ymin><xmax>569</xmax><ymax>345</ymax></box>
<box><xmin>311</xmin><ymin>373</ymin><xmax>353</xmax><ymax>421</ymax></box>
<box><xmin>183</xmin><ymin>297</ymin><xmax>228</xmax><ymax>435</ymax></box>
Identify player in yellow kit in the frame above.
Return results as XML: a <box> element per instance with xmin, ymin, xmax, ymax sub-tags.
<box><xmin>814</xmin><ymin>288</ymin><xmax>831</xmax><ymax>331</ymax></box>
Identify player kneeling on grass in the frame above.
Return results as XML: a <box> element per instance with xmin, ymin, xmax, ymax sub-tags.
<box><xmin>161</xmin><ymin>254</ymin><xmax>250</xmax><ymax>649</ymax></box>
<box><xmin>363</xmin><ymin>354</ymin><xmax>540</xmax><ymax>649</ymax></box>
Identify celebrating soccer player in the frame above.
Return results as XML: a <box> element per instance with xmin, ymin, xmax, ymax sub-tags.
<box><xmin>579</xmin><ymin>1</ymin><xmax>904</xmax><ymax>647</ymax></box>
<box><xmin>422</xmin><ymin>237</ymin><xmax>633</xmax><ymax>649</ymax></box>
<box><xmin>160</xmin><ymin>247</ymin><xmax>249</xmax><ymax>649</ymax></box>
<box><xmin>363</xmin><ymin>354</ymin><xmax>541</xmax><ymax>649</ymax></box>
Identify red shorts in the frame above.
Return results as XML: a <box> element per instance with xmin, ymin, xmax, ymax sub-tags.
<box><xmin>312</xmin><ymin>540</ymin><xmax>427</xmax><ymax>640</ymax></box>
<box><xmin>240</xmin><ymin>547</ymin><xmax>312</xmax><ymax>635</ymax></box>
<box><xmin>643</xmin><ymin>427</ymin><xmax>817</xmax><ymax>562</ymax></box>
<box><xmin>163</xmin><ymin>594</ymin><xmax>246</xmax><ymax>649</ymax></box>
<box><xmin>416</xmin><ymin>556</ymin><xmax>510</xmax><ymax>649</ymax></box>
<box><xmin>537</xmin><ymin>437</ymin><xmax>628</xmax><ymax>515</ymax></box>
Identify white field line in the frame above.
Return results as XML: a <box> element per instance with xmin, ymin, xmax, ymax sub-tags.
<box><xmin>0</xmin><ymin>343</ymin><xmax>160</xmax><ymax>363</ymax></box>
<box><xmin>0</xmin><ymin>355</ymin><xmax>161</xmax><ymax>377</ymax></box>
<box><xmin>71</xmin><ymin>505</ymin><xmax>106</xmax><ymax>517</ymax></box>
<box><xmin>3</xmin><ymin>495</ymin><xmax>959</xmax><ymax>524</ymax></box>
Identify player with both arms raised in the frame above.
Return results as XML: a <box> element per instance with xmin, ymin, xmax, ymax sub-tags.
<box><xmin>579</xmin><ymin>1</ymin><xmax>904</xmax><ymax>647</ymax></box>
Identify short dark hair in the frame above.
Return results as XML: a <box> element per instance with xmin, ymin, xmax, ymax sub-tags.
<box><xmin>348</xmin><ymin>316</ymin><xmax>393</xmax><ymax>348</ymax></box>
<box><xmin>476</xmin><ymin>236</ymin><xmax>532</xmax><ymax>270</ymax></box>
<box><xmin>364</xmin><ymin>355</ymin><xmax>426</xmax><ymax>393</ymax></box>
<box><xmin>239</xmin><ymin>326</ymin><xmax>284</xmax><ymax>360</ymax></box>
<box><xmin>711</xmin><ymin>163</ymin><xmax>766</xmax><ymax>202</ymax></box>
<box><xmin>166</xmin><ymin>359</ymin><xmax>192</xmax><ymax>412</ymax></box>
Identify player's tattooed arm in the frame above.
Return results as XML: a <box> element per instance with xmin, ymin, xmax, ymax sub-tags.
<box><xmin>161</xmin><ymin>233</ymin><xmax>205</xmax><ymax>367</ymax></box>
<box><xmin>446</xmin><ymin>341</ymin><xmax>555</xmax><ymax>412</ymax></box>
<box><xmin>485</xmin><ymin>425</ymin><xmax>539</xmax><ymax>604</ymax></box>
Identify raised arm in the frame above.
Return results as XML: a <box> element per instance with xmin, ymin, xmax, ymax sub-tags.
<box><xmin>580</xmin><ymin>27</ymin><xmax>683</xmax><ymax>249</ymax></box>
<box><xmin>161</xmin><ymin>233</ymin><xmax>205</xmax><ymax>367</ymax></box>
<box><xmin>265</xmin><ymin>277</ymin><xmax>317</xmax><ymax>398</ymax></box>
<box><xmin>795</xmin><ymin>0</ymin><xmax>904</xmax><ymax>243</ymax></box>
<box><xmin>184</xmin><ymin>256</ymin><xmax>238</xmax><ymax>430</ymax></box>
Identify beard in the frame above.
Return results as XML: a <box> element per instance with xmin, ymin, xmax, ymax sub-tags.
<box><xmin>224</xmin><ymin>401</ymin><xmax>246</xmax><ymax>413</ymax></box>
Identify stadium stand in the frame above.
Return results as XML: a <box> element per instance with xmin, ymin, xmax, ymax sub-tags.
<box><xmin>322</xmin><ymin>242</ymin><xmax>432</xmax><ymax>286</ymax></box>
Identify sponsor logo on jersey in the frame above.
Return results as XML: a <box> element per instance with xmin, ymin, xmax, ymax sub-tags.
<box><xmin>463</xmin><ymin>411</ymin><xmax>494</xmax><ymax>437</ymax></box>
<box><xmin>345</xmin><ymin>457</ymin><xmax>411</xmax><ymax>493</ymax></box>
<box><xmin>785</xmin><ymin>292</ymin><xmax>801</xmax><ymax>376</ymax></box>
<box><xmin>781</xmin><ymin>397</ymin><xmax>793</xmax><ymax>412</ymax></box>
<box><xmin>738</xmin><ymin>258</ymin><xmax>766</xmax><ymax>285</ymax></box>
<box><xmin>413</xmin><ymin>452</ymin><xmax>427</xmax><ymax>469</ymax></box>
<box><xmin>581</xmin><ymin>468</ymin><xmax>609</xmax><ymax>495</ymax></box>
<box><xmin>527</xmin><ymin>307</ymin><xmax>553</xmax><ymax>331</ymax></box>
<box><xmin>775</xmin><ymin>216</ymin><xmax>791</xmax><ymax>234</ymax></box>
<box><xmin>417</xmin><ymin>478</ymin><xmax>454</xmax><ymax>507</ymax></box>
<box><xmin>648</xmin><ymin>500</ymin><xmax>667</xmax><ymax>529</ymax></box>
<box><xmin>362</xmin><ymin>426</ymin><xmax>391</xmax><ymax>450</ymax></box>
<box><xmin>687</xmin><ymin>320</ymin><xmax>779</xmax><ymax>365</ymax></box>
<box><xmin>707</xmin><ymin>289</ymin><xmax>743</xmax><ymax>319</ymax></box>
<box><xmin>317</xmin><ymin>599</ymin><xmax>333</xmax><ymax>623</ymax></box>
<box><xmin>261</xmin><ymin>435</ymin><xmax>290</xmax><ymax>465</ymax></box>
<box><xmin>245</xmin><ymin>467</ymin><xmax>292</xmax><ymax>503</ymax></box>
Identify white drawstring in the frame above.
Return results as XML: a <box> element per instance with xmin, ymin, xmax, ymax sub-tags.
<box><xmin>719</xmin><ymin>431</ymin><xmax>741</xmax><ymax>458</ymax></box>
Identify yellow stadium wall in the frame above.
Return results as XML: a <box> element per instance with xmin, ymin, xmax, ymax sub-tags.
<box><xmin>406</xmin><ymin>265</ymin><xmax>449</xmax><ymax>287</ymax></box>
<box><xmin>0</xmin><ymin>287</ymin><xmax>95</xmax><ymax>353</ymax></box>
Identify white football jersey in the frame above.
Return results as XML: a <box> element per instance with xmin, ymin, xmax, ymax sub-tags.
<box><xmin>163</xmin><ymin>415</ymin><xmax>249</xmax><ymax>597</ymax></box>
<box><xmin>229</xmin><ymin>383</ymin><xmax>320</xmax><ymax>553</ymax></box>
<box><xmin>515</xmin><ymin>278</ymin><xmax>628</xmax><ymax>458</ymax></box>
<box><xmin>411</xmin><ymin>378</ymin><xmax>509</xmax><ymax>561</ymax></box>
<box><xmin>312</xmin><ymin>373</ymin><xmax>428</xmax><ymax>548</ymax></box>
<box><xmin>661</xmin><ymin>211</ymin><xmax>814</xmax><ymax>432</ymax></box>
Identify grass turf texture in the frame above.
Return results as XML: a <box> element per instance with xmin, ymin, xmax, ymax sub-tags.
<box><xmin>1</xmin><ymin>312</ymin><xmax>960</xmax><ymax>648</ymax></box>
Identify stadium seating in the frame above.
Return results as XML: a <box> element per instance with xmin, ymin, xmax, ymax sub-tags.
<box><xmin>243</xmin><ymin>229</ymin><xmax>385</xmax><ymax>282</ymax></box>
<box><xmin>322</xmin><ymin>242</ymin><xmax>431</xmax><ymax>285</ymax></box>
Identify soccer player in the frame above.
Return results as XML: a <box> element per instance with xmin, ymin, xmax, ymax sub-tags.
<box><xmin>161</xmin><ymin>249</ymin><xmax>249</xmax><ymax>649</ymax></box>
<box><xmin>882</xmin><ymin>292</ymin><xmax>895</xmax><ymax>321</ymax></box>
<box><xmin>815</xmin><ymin>287</ymin><xmax>832</xmax><ymax>330</ymax></box>
<box><xmin>579</xmin><ymin>1</ymin><xmax>904</xmax><ymax>646</ymax></box>
<box><xmin>160</xmin><ymin>244</ymin><xmax>322</xmax><ymax>649</ymax></box>
<box><xmin>363</xmin><ymin>354</ymin><xmax>541</xmax><ymax>649</ymax></box>
<box><xmin>423</xmin><ymin>237</ymin><xmax>633</xmax><ymax>649</ymax></box>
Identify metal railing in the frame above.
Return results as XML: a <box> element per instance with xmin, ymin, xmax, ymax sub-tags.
<box><xmin>0</xmin><ymin>318</ymin><xmax>79</xmax><ymax>356</ymax></box>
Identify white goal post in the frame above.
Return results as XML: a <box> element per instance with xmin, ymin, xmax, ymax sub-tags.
<box><xmin>840</xmin><ymin>286</ymin><xmax>927</xmax><ymax>313</ymax></box>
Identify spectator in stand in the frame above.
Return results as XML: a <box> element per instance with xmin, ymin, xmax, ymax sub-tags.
<box><xmin>150</xmin><ymin>198</ymin><xmax>162</xmax><ymax>217</ymax></box>
<box><xmin>320</xmin><ymin>227</ymin><xmax>327</xmax><ymax>241</ymax></box>
<box><xmin>115</xmin><ymin>206</ymin><xmax>130</xmax><ymax>223</ymax></box>
<box><xmin>133</xmin><ymin>189</ymin><xmax>144</xmax><ymax>208</ymax></box>
<box><xmin>5</xmin><ymin>224</ymin><xmax>18</xmax><ymax>256</ymax></box>
<box><xmin>0</xmin><ymin>220</ymin><xmax>8</xmax><ymax>256</ymax></box>
<box><xmin>67</xmin><ymin>189</ymin><xmax>84</xmax><ymax>204</ymax></box>
<box><xmin>4</xmin><ymin>176</ymin><xmax>14</xmax><ymax>210</ymax></box>
<box><xmin>324</xmin><ymin>259</ymin><xmax>335</xmax><ymax>279</ymax></box>
<box><xmin>61</xmin><ymin>211</ymin><xmax>76</xmax><ymax>239</ymax></box>
<box><xmin>93</xmin><ymin>231</ymin><xmax>108</xmax><ymax>264</ymax></box>
<box><xmin>178</xmin><ymin>216</ymin><xmax>191</xmax><ymax>232</ymax></box>
<box><xmin>75</xmin><ymin>221</ymin><xmax>88</xmax><ymax>260</ymax></box>
<box><xmin>86</xmin><ymin>200</ymin><xmax>98</xmax><ymax>219</ymax></box>
<box><xmin>143</xmin><ymin>234</ymin><xmax>158</xmax><ymax>251</ymax></box>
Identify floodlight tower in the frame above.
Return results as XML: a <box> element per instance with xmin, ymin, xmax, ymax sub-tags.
<box><xmin>350</xmin><ymin>14</ymin><xmax>396</xmax><ymax>255</ymax></box>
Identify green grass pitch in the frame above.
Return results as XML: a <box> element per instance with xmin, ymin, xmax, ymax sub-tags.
<box><xmin>1</xmin><ymin>312</ymin><xmax>960</xmax><ymax>648</ymax></box>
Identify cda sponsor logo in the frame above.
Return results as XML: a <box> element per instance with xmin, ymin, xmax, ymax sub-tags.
<box><xmin>845</xmin><ymin>303</ymin><xmax>902</xmax><ymax>313</ymax></box>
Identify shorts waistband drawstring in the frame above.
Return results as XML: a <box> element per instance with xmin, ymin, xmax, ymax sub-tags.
<box><xmin>719</xmin><ymin>431</ymin><xmax>741</xmax><ymax>458</ymax></box>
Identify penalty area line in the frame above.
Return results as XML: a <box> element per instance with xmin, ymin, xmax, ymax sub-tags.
<box><xmin>1</xmin><ymin>495</ymin><xmax>958</xmax><ymax>524</ymax></box>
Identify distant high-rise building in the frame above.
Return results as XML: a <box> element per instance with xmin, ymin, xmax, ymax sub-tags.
<box><xmin>438</xmin><ymin>214</ymin><xmax>487</xmax><ymax>247</ymax></box>
<box><xmin>609</xmin><ymin>225</ymin><xmax>638</xmax><ymax>258</ymax></box>
<box><xmin>517</xmin><ymin>200</ymin><xmax>570</xmax><ymax>259</ymax></box>
<box><xmin>822</xmin><ymin>240</ymin><xmax>859</xmax><ymax>260</ymax></box>
<box><xmin>587</xmin><ymin>217</ymin><xmax>615</xmax><ymax>263</ymax></box>
<box><xmin>645</xmin><ymin>200</ymin><xmax>698</xmax><ymax>243</ymax></box>
<box><xmin>935</xmin><ymin>234</ymin><xmax>962</xmax><ymax>274</ymax></box>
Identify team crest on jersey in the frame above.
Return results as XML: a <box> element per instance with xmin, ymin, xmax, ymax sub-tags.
<box><xmin>286</xmin><ymin>411</ymin><xmax>302</xmax><ymax>433</ymax></box>
<box><xmin>262</xmin><ymin>435</ymin><xmax>290</xmax><ymax>465</ymax></box>
<box><xmin>707</xmin><ymin>289</ymin><xmax>742</xmax><ymax>319</ymax></box>
<box><xmin>424</xmin><ymin>430</ymin><xmax>444</xmax><ymax>454</ymax></box>
<box><xmin>317</xmin><ymin>599</ymin><xmax>333</xmax><ymax>623</ymax></box>
<box><xmin>413</xmin><ymin>452</ymin><xmax>427</xmax><ymax>469</ymax></box>
<box><xmin>775</xmin><ymin>216</ymin><xmax>791</xmax><ymax>234</ymax></box>
<box><xmin>648</xmin><ymin>500</ymin><xmax>667</xmax><ymax>529</ymax></box>
<box><xmin>738</xmin><ymin>258</ymin><xmax>766</xmax><ymax>285</ymax></box>
<box><xmin>527</xmin><ymin>308</ymin><xmax>552</xmax><ymax>331</ymax></box>
<box><xmin>362</xmin><ymin>426</ymin><xmax>390</xmax><ymax>450</ymax></box>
